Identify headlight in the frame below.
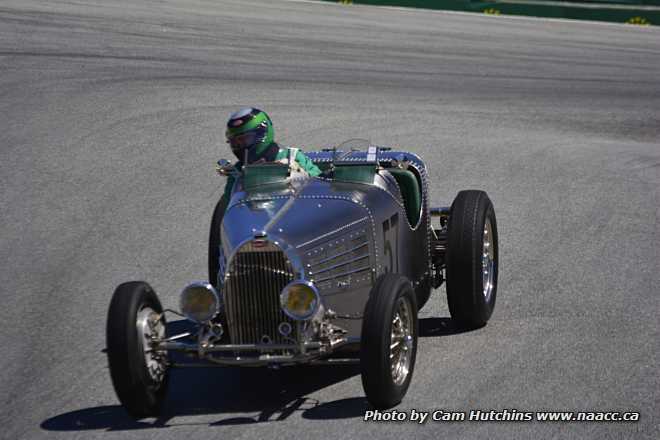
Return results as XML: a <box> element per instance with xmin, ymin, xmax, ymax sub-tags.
<box><xmin>280</xmin><ymin>280</ymin><xmax>320</xmax><ymax>321</ymax></box>
<box><xmin>179</xmin><ymin>282</ymin><xmax>220</xmax><ymax>323</ymax></box>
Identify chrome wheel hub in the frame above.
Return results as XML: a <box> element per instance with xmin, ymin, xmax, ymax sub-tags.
<box><xmin>136</xmin><ymin>306</ymin><xmax>167</xmax><ymax>384</ymax></box>
<box><xmin>390</xmin><ymin>297</ymin><xmax>414</xmax><ymax>386</ymax></box>
<box><xmin>482</xmin><ymin>218</ymin><xmax>495</xmax><ymax>302</ymax></box>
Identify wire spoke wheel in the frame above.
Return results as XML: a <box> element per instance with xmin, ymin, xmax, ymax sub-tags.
<box><xmin>361</xmin><ymin>274</ymin><xmax>418</xmax><ymax>409</ymax></box>
<box><xmin>446</xmin><ymin>190</ymin><xmax>498</xmax><ymax>328</ymax></box>
<box><xmin>390</xmin><ymin>297</ymin><xmax>414</xmax><ymax>386</ymax></box>
<box><xmin>107</xmin><ymin>281</ymin><xmax>169</xmax><ymax>417</ymax></box>
<box><xmin>136</xmin><ymin>306</ymin><xmax>167</xmax><ymax>385</ymax></box>
<box><xmin>482</xmin><ymin>218</ymin><xmax>495</xmax><ymax>302</ymax></box>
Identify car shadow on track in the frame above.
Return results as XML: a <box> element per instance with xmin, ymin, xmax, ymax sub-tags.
<box><xmin>41</xmin><ymin>320</ymin><xmax>366</xmax><ymax>431</ymax></box>
<box><xmin>40</xmin><ymin>367</ymin><xmax>367</xmax><ymax>432</ymax></box>
<box><xmin>41</xmin><ymin>317</ymin><xmax>471</xmax><ymax>432</ymax></box>
<box><xmin>419</xmin><ymin>317</ymin><xmax>481</xmax><ymax>337</ymax></box>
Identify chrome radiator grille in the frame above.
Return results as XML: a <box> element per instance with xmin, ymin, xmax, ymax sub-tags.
<box><xmin>223</xmin><ymin>241</ymin><xmax>296</xmax><ymax>345</ymax></box>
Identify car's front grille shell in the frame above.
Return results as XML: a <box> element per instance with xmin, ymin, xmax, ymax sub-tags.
<box><xmin>223</xmin><ymin>241</ymin><xmax>296</xmax><ymax>345</ymax></box>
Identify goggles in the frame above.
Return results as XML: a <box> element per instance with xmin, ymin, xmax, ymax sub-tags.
<box><xmin>227</xmin><ymin>125</ymin><xmax>267</xmax><ymax>153</ymax></box>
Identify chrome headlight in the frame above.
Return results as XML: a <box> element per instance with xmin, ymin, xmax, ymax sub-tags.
<box><xmin>280</xmin><ymin>280</ymin><xmax>321</xmax><ymax>321</ymax></box>
<box><xmin>179</xmin><ymin>282</ymin><xmax>220</xmax><ymax>323</ymax></box>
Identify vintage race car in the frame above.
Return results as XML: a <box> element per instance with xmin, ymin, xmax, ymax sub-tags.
<box><xmin>106</xmin><ymin>141</ymin><xmax>499</xmax><ymax>417</ymax></box>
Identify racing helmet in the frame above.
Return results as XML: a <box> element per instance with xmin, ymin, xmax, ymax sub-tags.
<box><xmin>225</xmin><ymin>107</ymin><xmax>274</xmax><ymax>162</ymax></box>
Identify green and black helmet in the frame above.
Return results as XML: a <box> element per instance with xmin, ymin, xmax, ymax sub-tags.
<box><xmin>225</xmin><ymin>107</ymin><xmax>274</xmax><ymax>162</ymax></box>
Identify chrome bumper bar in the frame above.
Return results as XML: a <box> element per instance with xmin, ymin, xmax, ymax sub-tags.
<box><xmin>159</xmin><ymin>341</ymin><xmax>322</xmax><ymax>352</ymax></box>
<box><xmin>157</xmin><ymin>338</ymin><xmax>354</xmax><ymax>367</ymax></box>
<box><xmin>170</xmin><ymin>358</ymin><xmax>360</xmax><ymax>368</ymax></box>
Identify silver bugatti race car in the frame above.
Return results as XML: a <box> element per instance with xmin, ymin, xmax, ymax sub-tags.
<box><xmin>106</xmin><ymin>140</ymin><xmax>499</xmax><ymax>417</ymax></box>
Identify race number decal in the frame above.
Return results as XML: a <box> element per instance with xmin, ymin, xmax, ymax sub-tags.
<box><xmin>382</xmin><ymin>213</ymin><xmax>399</xmax><ymax>273</ymax></box>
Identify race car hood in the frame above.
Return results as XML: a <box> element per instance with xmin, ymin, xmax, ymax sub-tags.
<box><xmin>220</xmin><ymin>177</ymin><xmax>372</xmax><ymax>258</ymax></box>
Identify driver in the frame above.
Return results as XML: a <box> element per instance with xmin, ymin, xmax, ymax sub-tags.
<box><xmin>220</xmin><ymin>107</ymin><xmax>321</xmax><ymax>201</ymax></box>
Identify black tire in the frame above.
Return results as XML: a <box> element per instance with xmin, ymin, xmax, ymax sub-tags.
<box><xmin>106</xmin><ymin>281</ymin><xmax>169</xmax><ymax>418</ymax></box>
<box><xmin>208</xmin><ymin>195</ymin><xmax>228</xmax><ymax>288</ymax></box>
<box><xmin>361</xmin><ymin>274</ymin><xmax>418</xmax><ymax>409</ymax></box>
<box><xmin>446</xmin><ymin>190</ymin><xmax>498</xmax><ymax>328</ymax></box>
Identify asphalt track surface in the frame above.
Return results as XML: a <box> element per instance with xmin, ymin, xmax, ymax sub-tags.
<box><xmin>1</xmin><ymin>0</ymin><xmax>659</xmax><ymax>438</ymax></box>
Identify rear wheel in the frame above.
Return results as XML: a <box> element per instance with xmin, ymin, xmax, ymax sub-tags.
<box><xmin>106</xmin><ymin>281</ymin><xmax>169</xmax><ymax>417</ymax></box>
<box><xmin>446</xmin><ymin>190</ymin><xmax>498</xmax><ymax>328</ymax></box>
<box><xmin>361</xmin><ymin>274</ymin><xmax>418</xmax><ymax>409</ymax></box>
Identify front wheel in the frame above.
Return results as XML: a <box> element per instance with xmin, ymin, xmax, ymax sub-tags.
<box><xmin>106</xmin><ymin>281</ymin><xmax>169</xmax><ymax>417</ymax></box>
<box><xmin>360</xmin><ymin>274</ymin><xmax>418</xmax><ymax>409</ymax></box>
<box><xmin>446</xmin><ymin>190</ymin><xmax>498</xmax><ymax>328</ymax></box>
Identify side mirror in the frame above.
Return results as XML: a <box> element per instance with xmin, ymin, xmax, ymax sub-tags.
<box><xmin>216</xmin><ymin>159</ymin><xmax>238</xmax><ymax>177</ymax></box>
